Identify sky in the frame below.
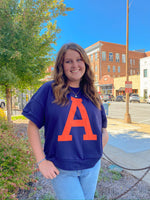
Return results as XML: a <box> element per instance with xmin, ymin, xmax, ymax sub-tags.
<box><xmin>53</xmin><ymin>0</ymin><xmax>150</xmax><ymax>54</ymax></box>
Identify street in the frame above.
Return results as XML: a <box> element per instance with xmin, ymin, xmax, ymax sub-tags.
<box><xmin>108</xmin><ymin>102</ymin><xmax>150</xmax><ymax>125</ymax></box>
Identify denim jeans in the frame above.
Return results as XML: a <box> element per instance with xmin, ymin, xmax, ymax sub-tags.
<box><xmin>51</xmin><ymin>159</ymin><xmax>101</xmax><ymax>200</ymax></box>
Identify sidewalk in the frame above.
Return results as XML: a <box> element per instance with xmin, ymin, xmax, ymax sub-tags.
<box><xmin>104</xmin><ymin>118</ymin><xmax>150</xmax><ymax>185</ymax></box>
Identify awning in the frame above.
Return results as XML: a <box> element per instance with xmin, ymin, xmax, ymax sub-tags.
<box><xmin>99</xmin><ymin>84</ymin><xmax>112</xmax><ymax>87</ymax></box>
<box><xmin>118</xmin><ymin>87</ymin><xmax>125</xmax><ymax>91</ymax></box>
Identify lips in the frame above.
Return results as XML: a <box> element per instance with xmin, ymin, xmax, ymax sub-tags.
<box><xmin>71</xmin><ymin>69</ymin><xmax>79</xmax><ymax>73</ymax></box>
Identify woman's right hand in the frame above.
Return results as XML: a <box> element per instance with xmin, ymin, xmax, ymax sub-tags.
<box><xmin>38</xmin><ymin>160</ymin><xmax>60</xmax><ymax>179</ymax></box>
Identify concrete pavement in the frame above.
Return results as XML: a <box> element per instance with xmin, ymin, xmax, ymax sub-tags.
<box><xmin>104</xmin><ymin>118</ymin><xmax>150</xmax><ymax>185</ymax></box>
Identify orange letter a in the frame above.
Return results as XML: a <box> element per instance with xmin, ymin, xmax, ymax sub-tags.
<box><xmin>58</xmin><ymin>97</ymin><xmax>97</xmax><ymax>141</ymax></box>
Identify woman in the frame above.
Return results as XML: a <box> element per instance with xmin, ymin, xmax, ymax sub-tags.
<box><xmin>22</xmin><ymin>43</ymin><xmax>109</xmax><ymax>200</ymax></box>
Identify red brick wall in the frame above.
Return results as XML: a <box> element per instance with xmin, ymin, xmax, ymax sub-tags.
<box><xmin>145</xmin><ymin>51</ymin><xmax>150</xmax><ymax>56</ymax></box>
<box><xmin>86</xmin><ymin>41</ymin><xmax>146</xmax><ymax>79</ymax></box>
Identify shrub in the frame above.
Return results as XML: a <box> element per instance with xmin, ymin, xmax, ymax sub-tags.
<box><xmin>0</xmin><ymin>108</ymin><xmax>7</xmax><ymax>121</ymax></box>
<box><xmin>0</xmin><ymin>120</ymin><xmax>36</xmax><ymax>199</ymax></box>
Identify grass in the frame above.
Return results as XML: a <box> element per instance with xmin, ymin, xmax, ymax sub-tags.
<box><xmin>109</xmin><ymin>170</ymin><xmax>122</xmax><ymax>181</ymax></box>
<box><xmin>11</xmin><ymin>115</ymin><xmax>27</xmax><ymax>121</ymax></box>
<box><xmin>39</xmin><ymin>193</ymin><xmax>56</xmax><ymax>200</ymax></box>
<box><xmin>98</xmin><ymin>168</ymin><xmax>111</xmax><ymax>183</ymax></box>
<box><xmin>98</xmin><ymin>166</ymin><xmax>122</xmax><ymax>185</ymax></box>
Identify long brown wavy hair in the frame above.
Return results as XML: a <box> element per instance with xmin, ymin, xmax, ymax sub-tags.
<box><xmin>52</xmin><ymin>43</ymin><xmax>102</xmax><ymax>109</ymax></box>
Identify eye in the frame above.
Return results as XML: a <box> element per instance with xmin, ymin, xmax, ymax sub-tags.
<box><xmin>77</xmin><ymin>58</ymin><xmax>82</xmax><ymax>62</ymax></box>
<box><xmin>65</xmin><ymin>60</ymin><xmax>72</xmax><ymax>63</ymax></box>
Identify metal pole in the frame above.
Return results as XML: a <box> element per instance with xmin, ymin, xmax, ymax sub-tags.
<box><xmin>99</xmin><ymin>42</ymin><xmax>103</xmax><ymax>80</ymax></box>
<box><xmin>99</xmin><ymin>42</ymin><xmax>103</xmax><ymax>93</ymax></box>
<box><xmin>100</xmin><ymin>43</ymin><xmax>102</xmax><ymax>80</ymax></box>
<box><xmin>124</xmin><ymin>0</ymin><xmax>131</xmax><ymax>123</ymax></box>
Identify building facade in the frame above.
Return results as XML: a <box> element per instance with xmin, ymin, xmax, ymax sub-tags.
<box><xmin>85</xmin><ymin>41</ymin><xmax>146</xmax><ymax>94</ymax></box>
<box><xmin>140</xmin><ymin>56</ymin><xmax>150</xmax><ymax>99</ymax></box>
<box><xmin>114</xmin><ymin>75</ymin><xmax>140</xmax><ymax>97</ymax></box>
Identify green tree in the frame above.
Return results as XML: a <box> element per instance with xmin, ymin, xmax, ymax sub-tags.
<box><xmin>0</xmin><ymin>0</ymin><xmax>73</xmax><ymax>121</ymax></box>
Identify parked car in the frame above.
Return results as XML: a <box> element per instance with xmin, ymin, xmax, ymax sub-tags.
<box><xmin>129</xmin><ymin>94</ymin><xmax>140</xmax><ymax>103</ymax></box>
<box><xmin>0</xmin><ymin>99</ymin><xmax>5</xmax><ymax>108</ymax></box>
<box><xmin>115</xmin><ymin>95</ymin><xmax>125</xmax><ymax>102</ymax></box>
<box><xmin>109</xmin><ymin>95</ymin><xmax>115</xmax><ymax>101</ymax></box>
<box><xmin>147</xmin><ymin>97</ymin><xmax>150</xmax><ymax>104</ymax></box>
<box><xmin>99</xmin><ymin>94</ymin><xmax>106</xmax><ymax>101</ymax></box>
<box><xmin>101</xmin><ymin>94</ymin><xmax>115</xmax><ymax>102</ymax></box>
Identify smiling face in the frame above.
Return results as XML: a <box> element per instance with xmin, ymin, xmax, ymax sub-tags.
<box><xmin>63</xmin><ymin>49</ymin><xmax>86</xmax><ymax>87</ymax></box>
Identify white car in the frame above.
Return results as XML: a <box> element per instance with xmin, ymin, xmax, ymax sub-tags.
<box><xmin>147</xmin><ymin>98</ymin><xmax>150</xmax><ymax>104</ymax></box>
<box><xmin>129</xmin><ymin>94</ymin><xmax>140</xmax><ymax>103</ymax></box>
<box><xmin>0</xmin><ymin>99</ymin><xmax>5</xmax><ymax>108</ymax></box>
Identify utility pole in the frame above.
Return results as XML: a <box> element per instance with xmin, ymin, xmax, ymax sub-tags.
<box><xmin>99</xmin><ymin>42</ymin><xmax>103</xmax><ymax>93</ymax></box>
<box><xmin>124</xmin><ymin>0</ymin><xmax>131</xmax><ymax>123</ymax></box>
<box><xmin>99</xmin><ymin>42</ymin><xmax>103</xmax><ymax>80</ymax></box>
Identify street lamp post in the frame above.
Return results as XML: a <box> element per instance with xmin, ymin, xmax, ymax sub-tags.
<box><xmin>99</xmin><ymin>42</ymin><xmax>103</xmax><ymax>80</ymax></box>
<box><xmin>124</xmin><ymin>0</ymin><xmax>131</xmax><ymax>123</ymax></box>
<box><xmin>99</xmin><ymin>42</ymin><xmax>103</xmax><ymax>93</ymax></box>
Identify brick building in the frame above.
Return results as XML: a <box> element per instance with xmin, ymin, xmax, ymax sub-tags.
<box><xmin>41</xmin><ymin>66</ymin><xmax>54</xmax><ymax>82</ymax></box>
<box><xmin>85</xmin><ymin>41</ymin><xmax>146</xmax><ymax>94</ymax></box>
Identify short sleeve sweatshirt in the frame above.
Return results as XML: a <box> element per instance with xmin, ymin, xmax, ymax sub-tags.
<box><xmin>22</xmin><ymin>81</ymin><xmax>107</xmax><ymax>170</ymax></box>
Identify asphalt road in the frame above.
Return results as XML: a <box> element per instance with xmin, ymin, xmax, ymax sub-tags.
<box><xmin>107</xmin><ymin>101</ymin><xmax>150</xmax><ymax>125</ymax></box>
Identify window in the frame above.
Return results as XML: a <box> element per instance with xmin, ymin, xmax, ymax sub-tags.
<box><xmin>109</xmin><ymin>52</ymin><xmax>113</xmax><ymax>61</ymax></box>
<box><xmin>95</xmin><ymin>52</ymin><xmax>97</xmax><ymax>61</ymax></box>
<box><xmin>95</xmin><ymin>65</ymin><xmax>98</xmax><ymax>72</ymax></box>
<box><xmin>122</xmin><ymin>54</ymin><xmax>126</xmax><ymax>63</ymax></box>
<box><xmin>118</xmin><ymin>66</ymin><xmax>120</xmax><ymax>73</ymax></box>
<box><xmin>130</xmin><ymin>59</ymin><xmax>132</xmax><ymax>65</ymax></box>
<box><xmin>133</xmin><ymin>59</ymin><xmax>135</xmax><ymax>65</ymax></box>
<box><xmin>91</xmin><ymin>54</ymin><xmax>93</xmax><ymax>62</ymax></box>
<box><xmin>108</xmin><ymin>65</ymin><xmax>110</xmax><ymax>72</ymax></box>
<box><xmin>130</xmin><ymin>69</ymin><xmax>132</xmax><ymax>75</ymax></box>
<box><xmin>102</xmin><ymin>51</ymin><xmax>106</xmax><ymax>61</ymax></box>
<box><xmin>116</xmin><ymin>53</ymin><xmax>120</xmax><ymax>62</ymax></box>
<box><xmin>144</xmin><ymin>69</ymin><xmax>147</xmax><ymax>77</ymax></box>
<box><xmin>113</xmin><ymin>66</ymin><xmax>115</xmax><ymax>72</ymax></box>
<box><xmin>95</xmin><ymin>75</ymin><xmax>98</xmax><ymax>81</ymax></box>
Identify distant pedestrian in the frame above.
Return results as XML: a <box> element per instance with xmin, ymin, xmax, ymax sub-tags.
<box><xmin>22</xmin><ymin>43</ymin><xmax>109</xmax><ymax>200</ymax></box>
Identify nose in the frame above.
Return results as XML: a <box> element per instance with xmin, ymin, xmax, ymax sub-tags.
<box><xmin>72</xmin><ymin>61</ymin><xmax>78</xmax><ymax>68</ymax></box>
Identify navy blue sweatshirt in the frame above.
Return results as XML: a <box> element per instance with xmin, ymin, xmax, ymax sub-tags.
<box><xmin>22</xmin><ymin>81</ymin><xmax>107</xmax><ymax>170</ymax></box>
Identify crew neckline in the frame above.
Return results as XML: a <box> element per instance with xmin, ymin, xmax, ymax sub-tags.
<box><xmin>69</xmin><ymin>86</ymin><xmax>80</xmax><ymax>90</ymax></box>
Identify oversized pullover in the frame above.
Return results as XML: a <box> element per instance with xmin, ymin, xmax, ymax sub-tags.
<box><xmin>22</xmin><ymin>81</ymin><xmax>107</xmax><ymax>170</ymax></box>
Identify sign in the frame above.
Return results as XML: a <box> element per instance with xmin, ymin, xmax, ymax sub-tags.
<box><xmin>125</xmin><ymin>81</ymin><xmax>132</xmax><ymax>93</ymax></box>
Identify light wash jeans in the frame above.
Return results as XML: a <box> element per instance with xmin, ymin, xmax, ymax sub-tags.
<box><xmin>51</xmin><ymin>159</ymin><xmax>101</xmax><ymax>200</ymax></box>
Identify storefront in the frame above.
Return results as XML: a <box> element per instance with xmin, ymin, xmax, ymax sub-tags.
<box><xmin>116</xmin><ymin>87</ymin><xmax>125</xmax><ymax>96</ymax></box>
<box><xmin>99</xmin><ymin>75</ymin><xmax>114</xmax><ymax>95</ymax></box>
<box><xmin>99</xmin><ymin>84</ymin><xmax>113</xmax><ymax>94</ymax></box>
<box><xmin>114</xmin><ymin>75</ymin><xmax>140</xmax><ymax>97</ymax></box>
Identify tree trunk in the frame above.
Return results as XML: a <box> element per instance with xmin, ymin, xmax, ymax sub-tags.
<box><xmin>6</xmin><ymin>87</ymin><xmax>11</xmax><ymax>122</ymax></box>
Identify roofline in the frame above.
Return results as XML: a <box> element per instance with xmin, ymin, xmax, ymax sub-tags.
<box><xmin>85</xmin><ymin>40</ymin><xmax>146</xmax><ymax>54</ymax></box>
